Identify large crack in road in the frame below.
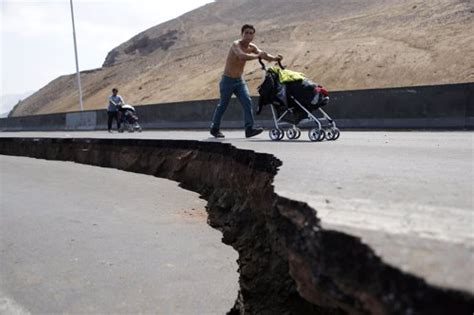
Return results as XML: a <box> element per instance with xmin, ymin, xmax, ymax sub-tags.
<box><xmin>0</xmin><ymin>137</ymin><xmax>472</xmax><ymax>314</ymax></box>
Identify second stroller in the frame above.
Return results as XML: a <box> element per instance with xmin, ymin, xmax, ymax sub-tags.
<box><xmin>118</xmin><ymin>104</ymin><xmax>142</xmax><ymax>133</ymax></box>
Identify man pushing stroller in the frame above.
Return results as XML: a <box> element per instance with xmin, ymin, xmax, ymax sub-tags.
<box><xmin>210</xmin><ymin>24</ymin><xmax>283</xmax><ymax>138</ymax></box>
<box><xmin>106</xmin><ymin>88</ymin><xmax>142</xmax><ymax>133</ymax></box>
<box><xmin>107</xmin><ymin>88</ymin><xmax>124</xmax><ymax>132</ymax></box>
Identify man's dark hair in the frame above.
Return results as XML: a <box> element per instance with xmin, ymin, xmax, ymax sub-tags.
<box><xmin>112</xmin><ymin>88</ymin><xmax>118</xmax><ymax>93</ymax></box>
<box><xmin>241</xmin><ymin>24</ymin><xmax>255</xmax><ymax>34</ymax></box>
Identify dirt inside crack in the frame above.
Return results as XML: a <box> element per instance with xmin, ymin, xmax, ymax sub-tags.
<box><xmin>0</xmin><ymin>137</ymin><xmax>472</xmax><ymax>315</ymax></box>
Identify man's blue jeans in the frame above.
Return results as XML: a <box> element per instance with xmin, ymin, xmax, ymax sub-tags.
<box><xmin>211</xmin><ymin>75</ymin><xmax>254</xmax><ymax>130</ymax></box>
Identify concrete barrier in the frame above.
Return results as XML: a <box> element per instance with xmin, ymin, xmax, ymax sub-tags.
<box><xmin>65</xmin><ymin>111</ymin><xmax>97</xmax><ymax>130</ymax></box>
<box><xmin>0</xmin><ymin>112</ymin><xmax>66</xmax><ymax>131</ymax></box>
<box><xmin>1</xmin><ymin>83</ymin><xmax>472</xmax><ymax>131</ymax></box>
<box><xmin>324</xmin><ymin>83</ymin><xmax>473</xmax><ymax>129</ymax></box>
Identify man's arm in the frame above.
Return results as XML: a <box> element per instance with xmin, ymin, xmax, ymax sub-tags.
<box><xmin>108</xmin><ymin>96</ymin><xmax>116</xmax><ymax>106</ymax></box>
<box><xmin>252</xmin><ymin>43</ymin><xmax>283</xmax><ymax>62</ymax></box>
<box><xmin>261</xmin><ymin>52</ymin><xmax>283</xmax><ymax>62</ymax></box>
<box><xmin>117</xmin><ymin>96</ymin><xmax>124</xmax><ymax>105</ymax></box>
<box><xmin>231</xmin><ymin>41</ymin><xmax>260</xmax><ymax>61</ymax></box>
<box><xmin>109</xmin><ymin>96</ymin><xmax>123</xmax><ymax>107</ymax></box>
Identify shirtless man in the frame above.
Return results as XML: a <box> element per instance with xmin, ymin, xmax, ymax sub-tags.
<box><xmin>210</xmin><ymin>24</ymin><xmax>283</xmax><ymax>138</ymax></box>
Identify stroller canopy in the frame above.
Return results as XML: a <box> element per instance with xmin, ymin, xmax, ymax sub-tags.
<box><xmin>121</xmin><ymin>104</ymin><xmax>135</xmax><ymax>112</ymax></box>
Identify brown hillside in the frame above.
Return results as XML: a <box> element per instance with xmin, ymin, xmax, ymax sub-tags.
<box><xmin>10</xmin><ymin>0</ymin><xmax>474</xmax><ymax>116</ymax></box>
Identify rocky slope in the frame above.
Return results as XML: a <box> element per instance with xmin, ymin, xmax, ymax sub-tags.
<box><xmin>10</xmin><ymin>0</ymin><xmax>474</xmax><ymax>116</ymax></box>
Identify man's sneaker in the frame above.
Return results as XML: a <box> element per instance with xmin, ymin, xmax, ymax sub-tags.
<box><xmin>210</xmin><ymin>128</ymin><xmax>225</xmax><ymax>138</ymax></box>
<box><xmin>245</xmin><ymin>127</ymin><xmax>264</xmax><ymax>138</ymax></box>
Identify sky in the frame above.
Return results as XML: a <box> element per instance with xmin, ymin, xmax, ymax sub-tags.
<box><xmin>0</xmin><ymin>0</ymin><xmax>214</xmax><ymax>113</ymax></box>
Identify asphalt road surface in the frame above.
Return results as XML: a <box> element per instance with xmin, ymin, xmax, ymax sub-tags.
<box><xmin>0</xmin><ymin>154</ymin><xmax>238</xmax><ymax>314</ymax></box>
<box><xmin>1</xmin><ymin>130</ymin><xmax>473</xmax><ymax>312</ymax></box>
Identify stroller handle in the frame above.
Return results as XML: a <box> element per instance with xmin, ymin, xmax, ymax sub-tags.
<box><xmin>258</xmin><ymin>57</ymin><xmax>286</xmax><ymax>70</ymax></box>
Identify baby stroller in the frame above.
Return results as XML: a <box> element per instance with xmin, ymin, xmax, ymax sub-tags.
<box><xmin>118</xmin><ymin>104</ymin><xmax>142</xmax><ymax>133</ymax></box>
<box><xmin>257</xmin><ymin>59</ymin><xmax>340</xmax><ymax>141</ymax></box>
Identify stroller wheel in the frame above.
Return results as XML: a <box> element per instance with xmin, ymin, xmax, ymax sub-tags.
<box><xmin>308</xmin><ymin>128</ymin><xmax>324</xmax><ymax>142</ymax></box>
<box><xmin>133</xmin><ymin>122</ymin><xmax>142</xmax><ymax>132</ymax></box>
<box><xmin>286</xmin><ymin>127</ymin><xmax>301</xmax><ymax>140</ymax></box>
<box><xmin>324</xmin><ymin>129</ymin><xmax>335</xmax><ymax>140</ymax></box>
<box><xmin>269</xmin><ymin>128</ymin><xmax>283</xmax><ymax>141</ymax></box>
<box><xmin>318</xmin><ymin>130</ymin><xmax>326</xmax><ymax>141</ymax></box>
<box><xmin>295</xmin><ymin>128</ymin><xmax>301</xmax><ymax>139</ymax></box>
<box><xmin>278</xmin><ymin>130</ymin><xmax>285</xmax><ymax>140</ymax></box>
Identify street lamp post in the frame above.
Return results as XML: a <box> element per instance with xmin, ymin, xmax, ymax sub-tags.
<box><xmin>69</xmin><ymin>0</ymin><xmax>83</xmax><ymax>111</ymax></box>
